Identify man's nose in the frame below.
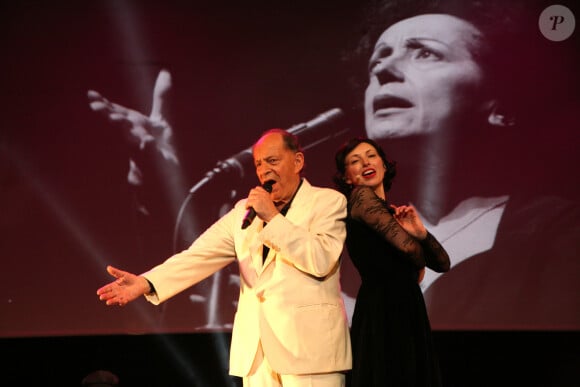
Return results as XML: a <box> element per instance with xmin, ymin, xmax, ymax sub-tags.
<box><xmin>256</xmin><ymin>165</ymin><xmax>271</xmax><ymax>179</ymax></box>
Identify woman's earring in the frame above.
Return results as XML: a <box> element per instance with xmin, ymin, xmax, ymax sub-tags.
<box><xmin>489</xmin><ymin>113</ymin><xmax>515</xmax><ymax>127</ymax></box>
<box><xmin>488</xmin><ymin>102</ymin><xmax>515</xmax><ymax>127</ymax></box>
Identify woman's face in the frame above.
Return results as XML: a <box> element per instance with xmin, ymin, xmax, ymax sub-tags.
<box><xmin>343</xmin><ymin>142</ymin><xmax>387</xmax><ymax>197</ymax></box>
<box><xmin>365</xmin><ymin>13</ymin><xmax>487</xmax><ymax>140</ymax></box>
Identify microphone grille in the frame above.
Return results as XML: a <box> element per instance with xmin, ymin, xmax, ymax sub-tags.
<box><xmin>263</xmin><ymin>180</ymin><xmax>275</xmax><ymax>193</ymax></box>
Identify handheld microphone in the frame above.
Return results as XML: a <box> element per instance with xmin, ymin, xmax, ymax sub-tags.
<box><xmin>241</xmin><ymin>180</ymin><xmax>275</xmax><ymax>229</ymax></box>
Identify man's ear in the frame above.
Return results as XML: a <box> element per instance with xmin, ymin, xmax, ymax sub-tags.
<box><xmin>294</xmin><ymin>152</ymin><xmax>305</xmax><ymax>172</ymax></box>
<box><xmin>486</xmin><ymin>100</ymin><xmax>516</xmax><ymax>127</ymax></box>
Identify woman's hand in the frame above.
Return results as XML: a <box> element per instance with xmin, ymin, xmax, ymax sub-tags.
<box><xmin>87</xmin><ymin>69</ymin><xmax>178</xmax><ymax>167</ymax></box>
<box><xmin>390</xmin><ymin>203</ymin><xmax>428</xmax><ymax>240</ymax></box>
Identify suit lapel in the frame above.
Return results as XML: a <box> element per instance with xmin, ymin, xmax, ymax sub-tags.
<box><xmin>242</xmin><ymin>218</ymin><xmax>267</xmax><ymax>274</ymax></box>
<box><xmin>261</xmin><ymin>180</ymin><xmax>311</xmax><ymax>270</ymax></box>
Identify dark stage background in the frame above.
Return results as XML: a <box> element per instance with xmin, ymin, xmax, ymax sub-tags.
<box><xmin>1</xmin><ymin>0</ymin><xmax>579</xmax><ymax>385</ymax></box>
<box><xmin>2</xmin><ymin>331</ymin><xmax>579</xmax><ymax>386</ymax></box>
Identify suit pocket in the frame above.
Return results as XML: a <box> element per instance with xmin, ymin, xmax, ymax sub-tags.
<box><xmin>293</xmin><ymin>303</ymin><xmax>343</xmax><ymax>357</ymax></box>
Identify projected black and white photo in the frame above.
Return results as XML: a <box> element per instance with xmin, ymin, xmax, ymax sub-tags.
<box><xmin>1</xmin><ymin>0</ymin><xmax>578</xmax><ymax>385</ymax></box>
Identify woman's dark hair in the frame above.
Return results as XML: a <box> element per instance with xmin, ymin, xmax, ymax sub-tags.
<box><xmin>333</xmin><ymin>137</ymin><xmax>396</xmax><ymax>197</ymax></box>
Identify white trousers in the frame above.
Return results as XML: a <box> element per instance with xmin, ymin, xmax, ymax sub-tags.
<box><xmin>242</xmin><ymin>341</ymin><xmax>345</xmax><ymax>387</ymax></box>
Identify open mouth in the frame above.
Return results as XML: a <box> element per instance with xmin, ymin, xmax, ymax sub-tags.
<box><xmin>362</xmin><ymin>169</ymin><xmax>376</xmax><ymax>179</ymax></box>
<box><xmin>373</xmin><ymin>94</ymin><xmax>413</xmax><ymax>113</ymax></box>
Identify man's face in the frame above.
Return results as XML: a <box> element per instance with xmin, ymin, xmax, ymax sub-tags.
<box><xmin>253</xmin><ymin>132</ymin><xmax>303</xmax><ymax>206</ymax></box>
<box><xmin>365</xmin><ymin>13</ymin><xmax>487</xmax><ymax>140</ymax></box>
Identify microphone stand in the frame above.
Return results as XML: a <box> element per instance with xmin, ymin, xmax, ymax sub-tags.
<box><xmin>172</xmin><ymin>149</ymin><xmax>253</xmax><ymax>253</ymax></box>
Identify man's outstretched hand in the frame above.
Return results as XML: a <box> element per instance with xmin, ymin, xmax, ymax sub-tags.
<box><xmin>96</xmin><ymin>265</ymin><xmax>150</xmax><ymax>307</ymax></box>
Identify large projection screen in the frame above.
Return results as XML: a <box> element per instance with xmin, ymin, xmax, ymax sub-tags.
<box><xmin>1</xmin><ymin>0</ymin><xmax>578</xmax><ymax>338</ymax></box>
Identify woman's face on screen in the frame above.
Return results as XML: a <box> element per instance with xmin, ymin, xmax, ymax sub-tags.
<box><xmin>364</xmin><ymin>13</ymin><xmax>488</xmax><ymax>140</ymax></box>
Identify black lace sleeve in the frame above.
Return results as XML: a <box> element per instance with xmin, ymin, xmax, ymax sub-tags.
<box><xmin>348</xmin><ymin>186</ymin><xmax>425</xmax><ymax>269</ymax></box>
<box><xmin>419</xmin><ymin>232</ymin><xmax>450</xmax><ymax>273</ymax></box>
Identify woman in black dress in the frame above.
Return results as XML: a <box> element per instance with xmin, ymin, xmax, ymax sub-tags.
<box><xmin>334</xmin><ymin>137</ymin><xmax>450</xmax><ymax>386</ymax></box>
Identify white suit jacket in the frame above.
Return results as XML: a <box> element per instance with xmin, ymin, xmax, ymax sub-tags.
<box><xmin>143</xmin><ymin>179</ymin><xmax>351</xmax><ymax>376</ymax></box>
